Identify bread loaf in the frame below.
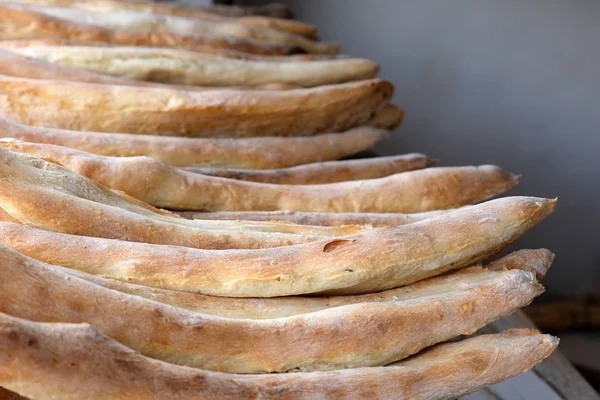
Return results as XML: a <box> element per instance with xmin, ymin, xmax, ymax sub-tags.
<box><xmin>0</xmin><ymin>119</ymin><xmax>388</xmax><ymax>168</ymax></box>
<box><xmin>0</xmin><ymin>197</ymin><xmax>556</xmax><ymax>296</ymax></box>
<box><xmin>11</xmin><ymin>45</ymin><xmax>376</xmax><ymax>87</ymax></box>
<box><xmin>0</xmin><ymin>3</ymin><xmax>299</xmax><ymax>55</ymax></box>
<box><xmin>0</xmin><ymin>75</ymin><xmax>393</xmax><ymax>137</ymax></box>
<box><xmin>0</xmin><ymin>148</ymin><xmax>369</xmax><ymax>249</ymax></box>
<box><xmin>0</xmin><ymin>140</ymin><xmax>518</xmax><ymax>212</ymax></box>
<box><xmin>21</xmin><ymin>5</ymin><xmax>338</xmax><ymax>54</ymax></box>
<box><xmin>0</xmin><ymin>313</ymin><xmax>558</xmax><ymax>400</ymax></box>
<box><xmin>186</xmin><ymin>154</ymin><xmax>435</xmax><ymax>184</ymax></box>
<box><xmin>0</xmin><ymin>244</ymin><xmax>545</xmax><ymax>372</ymax></box>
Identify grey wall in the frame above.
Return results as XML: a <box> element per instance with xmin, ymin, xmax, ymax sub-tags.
<box><xmin>257</xmin><ymin>0</ymin><xmax>600</xmax><ymax>298</ymax></box>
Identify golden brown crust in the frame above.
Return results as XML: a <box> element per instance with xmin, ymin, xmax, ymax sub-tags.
<box><xmin>186</xmin><ymin>154</ymin><xmax>436</xmax><ymax>184</ymax></box>
<box><xmin>0</xmin><ymin>244</ymin><xmax>545</xmax><ymax>372</ymax></box>
<box><xmin>1</xmin><ymin>140</ymin><xmax>519</xmax><ymax>212</ymax></box>
<box><xmin>0</xmin><ymin>196</ymin><xmax>556</xmax><ymax>296</ymax></box>
<box><xmin>0</xmin><ymin>147</ymin><xmax>370</xmax><ymax>250</ymax></box>
<box><xmin>0</xmin><ymin>230</ymin><xmax>553</xmax><ymax>318</ymax></box>
<box><xmin>177</xmin><ymin>209</ymin><xmax>450</xmax><ymax>227</ymax></box>
<box><xmin>11</xmin><ymin>45</ymin><xmax>377</xmax><ymax>87</ymax></box>
<box><xmin>0</xmin><ymin>119</ymin><xmax>388</xmax><ymax>168</ymax></box>
<box><xmin>0</xmin><ymin>75</ymin><xmax>393</xmax><ymax>137</ymax></box>
<box><xmin>0</xmin><ymin>315</ymin><xmax>559</xmax><ymax>400</ymax></box>
<box><xmin>0</xmin><ymin>4</ymin><xmax>300</xmax><ymax>55</ymax></box>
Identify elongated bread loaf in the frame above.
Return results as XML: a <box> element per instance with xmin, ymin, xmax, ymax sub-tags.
<box><xmin>24</xmin><ymin>5</ymin><xmax>338</xmax><ymax>54</ymax></box>
<box><xmin>11</xmin><ymin>45</ymin><xmax>376</xmax><ymax>87</ymax></box>
<box><xmin>0</xmin><ymin>119</ymin><xmax>388</xmax><ymax>168</ymax></box>
<box><xmin>46</xmin><ymin>250</ymin><xmax>556</xmax><ymax>320</ymax></box>
<box><xmin>0</xmin><ymin>197</ymin><xmax>556</xmax><ymax>296</ymax></box>
<box><xmin>0</xmin><ymin>226</ymin><xmax>553</xmax><ymax>317</ymax></box>
<box><xmin>177</xmin><ymin>209</ymin><xmax>449</xmax><ymax>227</ymax></box>
<box><xmin>186</xmin><ymin>154</ymin><xmax>435</xmax><ymax>184</ymax></box>
<box><xmin>8</xmin><ymin>0</ymin><xmax>298</xmax><ymax>24</ymax></box>
<box><xmin>0</xmin><ymin>3</ymin><xmax>299</xmax><ymax>55</ymax></box>
<box><xmin>0</xmin><ymin>38</ymin><xmax>327</xmax><ymax>61</ymax></box>
<box><xmin>0</xmin><ymin>75</ymin><xmax>393</xmax><ymax>137</ymax></box>
<box><xmin>0</xmin><ymin>50</ymin><xmax>305</xmax><ymax>91</ymax></box>
<box><xmin>11</xmin><ymin>1</ymin><xmax>296</xmax><ymax>19</ymax></box>
<box><xmin>0</xmin><ymin>314</ymin><xmax>558</xmax><ymax>400</ymax></box>
<box><xmin>0</xmin><ymin>244</ymin><xmax>544</xmax><ymax>372</ymax></box>
<box><xmin>14</xmin><ymin>0</ymin><xmax>313</xmax><ymax>37</ymax></box>
<box><xmin>1</xmin><ymin>140</ymin><xmax>518</xmax><ymax>212</ymax></box>
<box><xmin>0</xmin><ymin>148</ymin><xmax>370</xmax><ymax>249</ymax></box>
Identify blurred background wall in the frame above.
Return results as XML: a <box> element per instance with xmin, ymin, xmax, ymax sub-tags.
<box><xmin>241</xmin><ymin>0</ymin><xmax>600</xmax><ymax>299</ymax></box>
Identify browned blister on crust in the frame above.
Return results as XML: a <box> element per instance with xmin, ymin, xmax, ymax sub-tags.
<box><xmin>0</xmin><ymin>141</ymin><xmax>517</xmax><ymax>212</ymax></box>
<box><xmin>0</xmin><ymin>119</ymin><xmax>388</xmax><ymax>168</ymax></box>
<box><xmin>0</xmin><ymin>244</ymin><xmax>545</xmax><ymax>372</ymax></box>
<box><xmin>0</xmin><ymin>196</ymin><xmax>556</xmax><ymax>297</ymax></box>
<box><xmin>186</xmin><ymin>154</ymin><xmax>436</xmax><ymax>184</ymax></box>
<box><xmin>0</xmin><ymin>75</ymin><xmax>393</xmax><ymax>137</ymax></box>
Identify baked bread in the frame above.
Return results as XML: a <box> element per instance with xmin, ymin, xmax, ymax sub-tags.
<box><xmin>0</xmin><ymin>38</ymin><xmax>328</xmax><ymax>61</ymax></box>
<box><xmin>0</xmin><ymin>197</ymin><xmax>556</xmax><ymax>296</ymax></box>
<box><xmin>1</xmin><ymin>140</ymin><xmax>518</xmax><ymax>212</ymax></box>
<box><xmin>0</xmin><ymin>50</ymin><xmax>309</xmax><ymax>91</ymax></box>
<box><xmin>0</xmin><ymin>226</ymin><xmax>553</xmax><ymax>317</ymax></box>
<box><xmin>0</xmin><ymin>314</ymin><xmax>558</xmax><ymax>400</ymax></box>
<box><xmin>186</xmin><ymin>154</ymin><xmax>436</xmax><ymax>184</ymax></box>
<box><xmin>8</xmin><ymin>0</ymin><xmax>299</xmax><ymax>26</ymax></box>
<box><xmin>177</xmin><ymin>209</ymin><xmax>450</xmax><ymax>227</ymax></box>
<box><xmin>0</xmin><ymin>119</ymin><xmax>389</xmax><ymax>168</ymax></box>
<box><xmin>0</xmin><ymin>148</ymin><xmax>370</xmax><ymax>249</ymax></box>
<box><xmin>0</xmin><ymin>3</ymin><xmax>299</xmax><ymax>55</ymax></box>
<box><xmin>15</xmin><ymin>4</ymin><xmax>338</xmax><ymax>54</ymax></box>
<box><xmin>11</xmin><ymin>45</ymin><xmax>377</xmax><ymax>87</ymax></box>
<box><xmin>0</xmin><ymin>244</ymin><xmax>545</xmax><ymax>372</ymax></box>
<box><xmin>11</xmin><ymin>0</ymin><xmax>312</xmax><ymax>37</ymax></box>
<box><xmin>0</xmin><ymin>75</ymin><xmax>394</xmax><ymax>137</ymax></box>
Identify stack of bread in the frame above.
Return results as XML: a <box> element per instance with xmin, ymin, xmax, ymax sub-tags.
<box><xmin>0</xmin><ymin>1</ymin><xmax>559</xmax><ymax>399</ymax></box>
